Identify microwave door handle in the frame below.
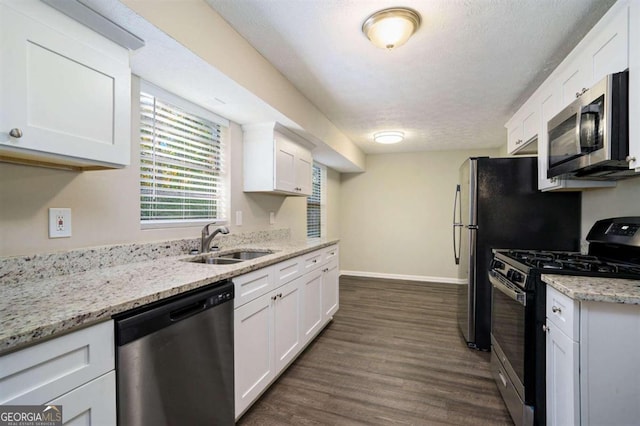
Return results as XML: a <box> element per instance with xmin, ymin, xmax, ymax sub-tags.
<box><xmin>580</xmin><ymin>104</ymin><xmax>601</xmax><ymax>152</ymax></box>
<box><xmin>581</xmin><ymin>104</ymin><xmax>601</xmax><ymax>114</ymax></box>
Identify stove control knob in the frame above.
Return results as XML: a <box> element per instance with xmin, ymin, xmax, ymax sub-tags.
<box><xmin>490</xmin><ymin>259</ymin><xmax>504</xmax><ymax>270</ymax></box>
<box><xmin>512</xmin><ymin>272</ymin><xmax>524</xmax><ymax>283</ymax></box>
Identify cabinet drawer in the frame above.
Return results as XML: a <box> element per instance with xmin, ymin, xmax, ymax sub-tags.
<box><xmin>274</xmin><ymin>256</ymin><xmax>302</xmax><ymax>286</ymax></box>
<box><xmin>233</xmin><ymin>266</ymin><xmax>275</xmax><ymax>308</ymax></box>
<box><xmin>0</xmin><ymin>320</ymin><xmax>114</xmax><ymax>405</ymax></box>
<box><xmin>546</xmin><ymin>285</ymin><xmax>579</xmax><ymax>338</ymax></box>
<box><xmin>323</xmin><ymin>245</ymin><xmax>339</xmax><ymax>263</ymax></box>
<box><xmin>302</xmin><ymin>249</ymin><xmax>323</xmax><ymax>272</ymax></box>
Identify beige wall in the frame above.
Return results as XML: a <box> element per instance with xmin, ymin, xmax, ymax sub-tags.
<box><xmin>121</xmin><ymin>0</ymin><xmax>365</xmax><ymax>172</ymax></box>
<box><xmin>581</xmin><ymin>178</ymin><xmax>640</xmax><ymax>241</ymax></box>
<box><xmin>0</xmin><ymin>77</ymin><xmax>317</xmax><ymax>257</ymax></box>
<box><xmin>339</xmin><ymin>148</ymin><xmax>499</xmax><ymax>282</ymax></box>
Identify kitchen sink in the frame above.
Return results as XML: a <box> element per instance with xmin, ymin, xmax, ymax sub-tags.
<box><xmin>218</xmin><ymin>250</ymin><xmax>274</xmax><ymax>260</ymax></box>
<box><xmin>185</xmin><ymin>249</ymin><xmax>274</xmax><ymax>265</ymax></box>
<box><xmin>189</xmin><ymin>257</ymin><xmax>243</xmax><ymax>265</ymax></box>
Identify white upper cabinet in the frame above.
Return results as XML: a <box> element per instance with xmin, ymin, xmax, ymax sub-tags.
<box><xmin>506</xmin><ymin>100</ymin><xmax>539</xmax><ymax>155</ymax></box>
<box><xmin>0</xmin><ymin>0</ymin><xmax>131</xmax><ymax>170</ymax></box>
<box><xmin>243</xmin><ymin>122</ymin><xmax>314</xmax><ymax>196</ymax></box>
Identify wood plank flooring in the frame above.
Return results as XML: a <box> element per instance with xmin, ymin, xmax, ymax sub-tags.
<box><xmin>238</xmin><ymin>276</ymin><xmax>513</xmax><ymax>425</ymax></box>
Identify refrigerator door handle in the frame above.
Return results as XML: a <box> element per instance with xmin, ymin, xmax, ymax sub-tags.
<box><xmin>453</xmin><ymin>184</ymin><xmax>463</xmax><ymax>265</ymax></box>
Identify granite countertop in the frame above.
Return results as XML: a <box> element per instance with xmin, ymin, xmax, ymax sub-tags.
<box><xmin>542</xmin><ymin>274</ymin><xmax>640</xmax><ymax>304</ymax></box>
<box><xmin>0</xmin><ymin>238</ymin><xmax>338</xmax><ymax>355</ymax></box>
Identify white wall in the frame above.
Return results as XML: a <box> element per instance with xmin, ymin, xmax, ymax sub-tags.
<box><xmin>121</xmin><ymin>0</ymin><xmax>365</xmax><ymax>172</ymax></box>
<box><xmin>581</xmin><ymin>178</ymin><xmax>640</xmax><ymax>241</ymax></box>
<box><xmin>339</xmin><ymin>148</ymin><xmax>499</xmax><ymax>282</ymax></box>
<box><xmin>0</xmin><ymin>77</ymin><xmax>312</xmax><ymax>257</ymax></box>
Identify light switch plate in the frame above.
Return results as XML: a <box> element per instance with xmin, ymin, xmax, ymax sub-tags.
<box><xmin>269</xmin><ymin>212</ymin><xmax>275</xmax><ymax>225</ymax></box>
<box><xmin>235</xmin><ymin>210</ymin><xmax>243</xmax><ymax>226</ymax></box>
<box><xmin>49</xmin><ymin>208</ymin><xmax>72</xmax><ymax>238</ymax></box>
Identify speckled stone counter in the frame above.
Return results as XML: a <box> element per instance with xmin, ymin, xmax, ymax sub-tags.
<box><xmin>542</xmin><ymin>274</ymin><xmax>640</xmax><ymax>304</ymax></box>
<box><xmin>0</xmin><ymin>236</ymin><xmax>338</xmax><ymax>355</ymax></box>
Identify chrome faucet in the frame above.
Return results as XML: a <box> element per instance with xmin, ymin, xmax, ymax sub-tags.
<box><xmin>201</xmin><ymin>224</ymin><xmax>229</xmax><ymax>253</ymax></box>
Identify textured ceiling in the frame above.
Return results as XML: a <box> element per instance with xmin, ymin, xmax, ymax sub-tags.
<box><xmin>206</xmin><ymin>0</ymin><xmax>615</xmax><ymax>154</ymax></box>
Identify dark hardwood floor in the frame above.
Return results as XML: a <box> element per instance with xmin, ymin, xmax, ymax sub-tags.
<box><xmin>238</xmin><ymin>276</ymin><xmax>513</xmax><ymax>425</ymax></box>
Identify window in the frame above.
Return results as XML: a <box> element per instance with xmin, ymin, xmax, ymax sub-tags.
<box><xmin>139</xmin><ymin>82</ymin><xmax>228</xmax><ymax>227</ymax></box>
<box><xmin>307</xmin><ymin>163</ymin><xmax>326</xmax><ymax>238</ymax></box>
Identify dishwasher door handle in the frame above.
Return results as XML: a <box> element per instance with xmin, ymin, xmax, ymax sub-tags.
<box><xmin>170</xmin><ymin>300</ymin><xmax>207</xmax><ymax>322</ymax></box>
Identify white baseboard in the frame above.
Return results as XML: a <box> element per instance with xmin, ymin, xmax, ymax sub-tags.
<box><xmin>339</xmin><ymin>270</ymin><xmax>465</xmax><ymax>285</ymax></box>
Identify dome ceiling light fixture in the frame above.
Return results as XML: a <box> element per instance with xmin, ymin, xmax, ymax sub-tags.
<box><xmin>374</xmin><ymin>131</ymin><xmax>404</xmax><ymax>144</ymax></box>
<box><xmin>362</xmin><ymin>7</ymin><xmax>421</xmax><ymax>50</ymax></box>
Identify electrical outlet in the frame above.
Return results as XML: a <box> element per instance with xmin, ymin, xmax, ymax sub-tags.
<box><xmin>49</xmin><ymin>208</ymin><xmax>71</xmax><ymax>238</ymax></box>
<box><xmin>235</xmin><ymin>210</ymin><xmax>243</xmax><ymax>226</ymax></box>
<box><xmin>270</xmin><ymin>212</ymin><xmax>275</xmax><ymax>225</ymax></box>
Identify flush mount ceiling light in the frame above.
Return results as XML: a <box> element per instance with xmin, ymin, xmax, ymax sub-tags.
<box><xmin>362</xmin><ymin>7</ymin><xmax>421</xmax><ymax>50</ymax></box>
<box><xmin>374</xmin><ymin>131</ymin><xmax>404</xmax><ymax>144</ymax></box>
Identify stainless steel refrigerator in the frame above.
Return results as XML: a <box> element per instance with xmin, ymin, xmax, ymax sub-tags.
<box><xmin>453</xmin><ymin>157</ymin><xmax>581</xmax><ymax>350</ymax></box>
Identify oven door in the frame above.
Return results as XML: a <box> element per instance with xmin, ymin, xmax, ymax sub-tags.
<box><xmin>489</xmin><ymin>271</ymin><xmax>526</xmax><ymax>396</ymax></box>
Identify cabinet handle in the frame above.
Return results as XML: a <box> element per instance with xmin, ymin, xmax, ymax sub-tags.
<box><xmin>516</xmin><ymin>139</ymin><xmax>522</xmax><ymax>145</ymax></box>
<box><xmin>271</xmin><ymin>295</ymin><xmax>277</xmax><ymax>301</ymax></box>
<box><xmin>277</xmin><ymin>293</ymin><xmax>283</xmax><ymax>298</ymax></box>
<box><xmin>552</xmin><ymin>306</ymin><xmax>561</xmax><ymax>314</ymax></box>
<box><xmin>312</xmin><ymin>259</ymin><xmax>317</xmax><ymax>263</ymax></box>
<box><xmin>626</xmin><ymin>156</ymin><xmax>636</xmax><ymax>164</ymax></box>
<box><xmin>9</xmin><ymin>128</ymin><xmax>23</xmax><ymax>138</ymax></box>
<box><xmin>542</xmin><ymin>324</ymin><xmax>550</xmax><ymax>333</ymax></box>
<box><xmin>575</xmin><ymin>87</ymin><xmax>589</xmax><ymax>98</ymax></box>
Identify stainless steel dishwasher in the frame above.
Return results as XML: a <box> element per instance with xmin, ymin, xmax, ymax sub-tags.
<box><xmin>115</xmin><ymin>280</ymin><xmax>234</xmax><ymax>426</ymax></box>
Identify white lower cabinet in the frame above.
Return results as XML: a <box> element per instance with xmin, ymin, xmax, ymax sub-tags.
<box><xmin>47</xmin><ymin>371</ymin><xmax>116</xmax><ymax>425</ymax></box>
<box><xmin>301</xmin><ymin>268</ymin><xmax>323</xmax><ymax>345</ymax></box>
<box><xmin>0</xmin><ymin>321</ymin><xmax>116</xmax><ymax>425</ymax></box>
<box><xmin>546</xmin><ymin>317</ymin><xmax>579</xmax><ymax>426</ymax></box>
<box><xmin>273</xmin><ymin>279</ymin><xmax>303</xmax><ymax>371</ymax></box>
<box><xmin>322</xmin><ymin>259</ymin><xmax>340</xmax><ymax>319</ymax></box>
<box><xmin>234</xmin><ymin>289</ymin><xmax>277</xmax><ymax>417</ymax></box>
<box><xmin>545</xmin><ymin>285</ymin><xmax>640</xmax><ymax>425</ymax></box>
<box><xmin>234</xmin><ymin>244</ymin><xmax>340</xmax><ymax>419</ymax></box>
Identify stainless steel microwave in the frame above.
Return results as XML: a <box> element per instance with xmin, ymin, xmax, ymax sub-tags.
<box><xmin>547</xmin><ymin>70</ymin><xmax>632</xmax><ymax>180</ymax></box>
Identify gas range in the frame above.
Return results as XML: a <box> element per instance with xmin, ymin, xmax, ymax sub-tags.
<box><xmin>494</xmin><ymin>217</ymin><xmax>640</xmax><ymax>283</ymax></box>
<box><xmin>494</xmin><ymin>249</ymin><xmax>640</xmax><ymax>279</ymax></box>
<box><xmin>488</xmin><ymin>217</ymin><xmax>640</xmax><ymax>426</ymax></box>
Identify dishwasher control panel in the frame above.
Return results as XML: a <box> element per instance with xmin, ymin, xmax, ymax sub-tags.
<box><xmin>210</xmin><ymin>288</ymin><xmax>234</xmax><ymax>306</ymax></box>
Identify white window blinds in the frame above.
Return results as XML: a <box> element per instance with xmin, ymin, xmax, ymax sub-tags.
<box><xmin>140</xmin><ymin>88</ymin><xmax>226</xmax><ymax>225</ymax></box>
<box><xmin>307</xmin><ymin>164</ymin><xmax>323</xmax><ymax>238</ymax></box>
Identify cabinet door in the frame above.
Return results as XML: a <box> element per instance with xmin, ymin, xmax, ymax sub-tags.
<box><xmin>46</xmin><ymin>371</ymin><xmax>116</xmax><ymax>426</ymax></box>
<box><xmin>301</xmin><ymin>269</ymin><xmax>323</xmax><ymax>345</ymax></box>
<box><xmin>584</xmin><ymin>3</ymin><xmax>628</xmax><ymax>86</ymax></box>
<box><xmin>507</xmin><ymin>121</ymin><xmax>523</xmax><ymax>154</ymax></box>
<box><xmin>0</xmin><ymin>3</ymin><xmax>131</xmax><ymax>167</ymax></box>
<box><xmin>558</xmin><ymin>56</ymin><xmax>589</xmax><ymax>107</ymax></box>
<box><xmin>274</xmin><ymin>279</ymin><xmax>302</xmax><ymax>372</ymax></box>
<box><xmin>538</xmin><ymin>90</ymin><xmax>562</xmax><ymax>190</ymax></box>
<box><xmin>234</xmin><ymin>294</ymin><xmax>275</xmax><ymax>418</ymax></box>
<box><xmin>295</xmin><ymin>151</ymin><xmax>313</xmax><ymax>195</ymax></box>
<box><xmin>274</xmin><ymin>134</ymin><xmax>297</xmax><ymax>193</ymax></box>
<box><xmin>322</xmin><ymin>259</ymin><xmax>339</xmax><ymax>319</ymax></box>
<box><xmin>546</xmin><ymin>323</ymin><xmax>580</xmax><ymax>426</ymax></box>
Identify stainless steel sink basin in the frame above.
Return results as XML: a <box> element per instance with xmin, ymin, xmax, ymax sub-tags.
<box><xmin>189</xmin><ymin>257</ymin><xmax>243</xmax><ymax>265</ymax></box>
<box><xmin>218</xmin><ymin>250</ymin><xmax>274</xmax><ymax>260</ymax></box>
<box><xmin>184</xmin><ymin>249</ymin><xmax>274</xmax><ymax>265</ymax></box>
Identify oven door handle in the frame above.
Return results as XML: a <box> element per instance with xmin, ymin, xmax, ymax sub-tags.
<box><xmin>488</xmin><ymin>271</ymin><xmax>526</xmax><ymax>306</ymax></box>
